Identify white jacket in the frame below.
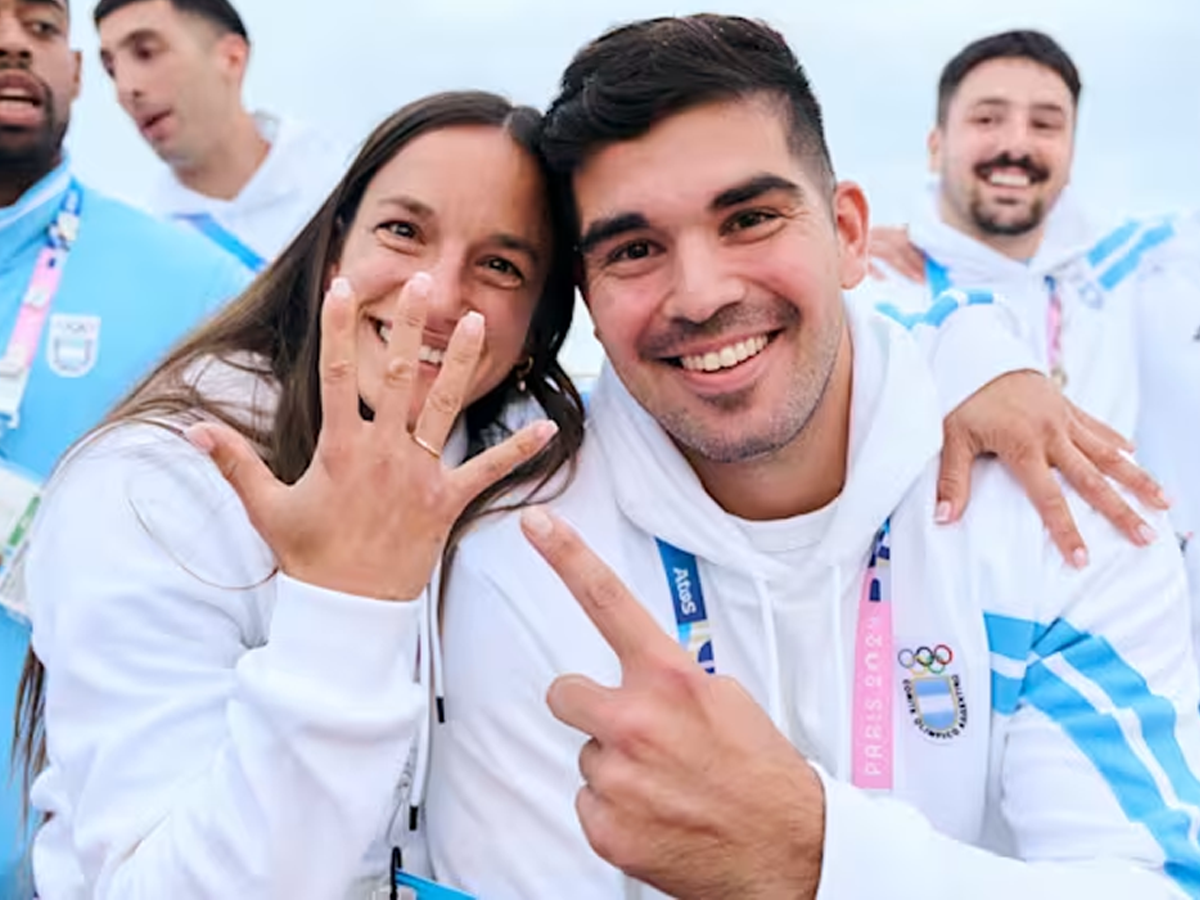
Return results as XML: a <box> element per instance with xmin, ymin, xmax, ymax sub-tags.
<box><xmin>27</xmin><ymin>357</ymin><xmax>447</xmax><ymax>899</ymax></box>
<box><xmin>147</xmin><ymin>112</ymin><xmax>347</xmax><ymax>269</ymax></box>
<box><xmin>427</xmin><ymin>299</ymin><xmax>1200</xmax><ymax>898</ymax></box>
<box><xmin>854</xmin><ymin>188</ymin><xmax>1200</xmax><ymax>675</ymax></box>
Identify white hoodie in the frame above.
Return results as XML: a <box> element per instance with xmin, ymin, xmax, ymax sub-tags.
<box><xmin>426</xmin><ymin>299</ymin><xmax>1200</xmax><ymax>898</ymax></box>
<box><xmin>854</xmin><ymin>187</ymin><xmax>1200</xmax><ymax>679</ymax></box>
<box><xmin>26</xmin><ymin>357</ymin><xmax>450</xmax><ymax>900</ymax></box>
<box><xmin>147</xmin><ymin>112</ymin><xmax>348</xmax><ymax>270</ymax></box>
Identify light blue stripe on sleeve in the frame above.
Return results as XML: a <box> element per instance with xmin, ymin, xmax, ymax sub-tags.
<box><xmin>1024</xmin><ymin>661</ymin><xmax>1200</xmax><ymax>895</ymax></box>
<box><xmin>985</xmin><ymin>612</ymin><xmax>1038</xmax><ymax>661</ymax></box>
<box><xmin>1097</xmin><ymin>221</ymin><xmax>1176</xmax><ymax>292</ymax></box>
<box><xmin>1087</xmin><ymin>220</ymin><xmax>1140</xmax><ymax>268</ymax></box>
<box><xmin>1034</xmin><ymin>620</ymin><xmax>1200</xmax><ymax>809</ymax></box>
<box><xmin>991</xmin><ymin>669</ymin><xmax>1023</xmax><ymax>716</ymax></box>
<box><xmin>876</xmin><ymin>288</ymin><xmax>995</xmax><ymax>331</ymax></box>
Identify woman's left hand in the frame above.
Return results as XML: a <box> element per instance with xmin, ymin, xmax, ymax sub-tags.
<box><xmin>186</xmin><ymin>273</ymin><xmax>557</xmax><ymax>601</ymax></box>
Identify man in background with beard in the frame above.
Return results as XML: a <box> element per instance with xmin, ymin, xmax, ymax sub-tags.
<box><xmin>0</xmin><ymin>0</ymin><xmax>247</xmax><ymax>889</ymax></box>
<box><xmin>857</xmin><ymin>28</ymin><xmax>1200</xmax><ymax>670</ymax></box>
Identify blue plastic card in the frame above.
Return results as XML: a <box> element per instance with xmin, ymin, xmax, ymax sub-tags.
<box><xmin>395</xmin><ymin>871</ymin><xmax>476</xmax><ymax>899</ymax></box>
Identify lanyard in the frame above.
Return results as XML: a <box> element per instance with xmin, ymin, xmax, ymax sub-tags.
<box><xmin>174</xmin><ymin>212</ymin><xmax>266</xmax><ymax>273</ymax></box>
<box><xmin>1044</xmin><ymin>275</ymin><xmax>1066</xmax><ymax>389</ymax></box>
<box><xmin>0</xmin><ymin>182</ymin><xmax>82</xmax><ymax>431</ymax></box>
<box><xmin>657</xmin><ymin>520</ymin><xmax>894</xmax><ymax>790</ymax></box>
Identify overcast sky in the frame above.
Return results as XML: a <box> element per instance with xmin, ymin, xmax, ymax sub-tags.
<box><xmin>66</xmin><ymin>0</ymin><xmax>1200</xmax><ymax>374</ymax></box>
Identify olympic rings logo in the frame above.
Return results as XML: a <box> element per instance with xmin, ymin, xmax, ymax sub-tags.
<box><xmin>898</xmin><ymin>644</ymin><xmax>954</xmax><ymax>675</ymax></box>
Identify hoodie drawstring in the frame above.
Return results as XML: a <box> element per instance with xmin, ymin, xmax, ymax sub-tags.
<box><xmin>753</xmin><ymin>573</ymin><xmax>786</xmax><ymax>737</ymax></box>
<box><xmin>407</xmin><ymin>585</ymin><xmax>436</xmax><ymax>831</ymax></box>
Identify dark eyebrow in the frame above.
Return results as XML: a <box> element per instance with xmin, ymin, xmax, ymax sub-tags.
<box><xmin>491</xmin><ymin>233</ymin><xmax>541</xmax><ymax>265</ymax></box>
<box><xmin>710</xmin><ymin>174</ymin><xmax>804</xmax><ymax>211</ymax></box>
<box><xmin>577</xmin><ymin>212</ymin><xmax>650</xmax><ymax>257</ymax></box>
<box><xmin>377</xmin><ymin>196</ymin><xmax>435</xmax><ymax>219</ymax></box>
<box><xmin>21</xmin><ymin>0</ymin><xmax>68</xmax><ymax>13</ymax></box>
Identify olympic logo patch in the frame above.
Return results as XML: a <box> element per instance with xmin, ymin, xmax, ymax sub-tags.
<box><xmin>898</xmin><ymin>643</ymin><xmax>966</xmax><ymax>741</ymax></box>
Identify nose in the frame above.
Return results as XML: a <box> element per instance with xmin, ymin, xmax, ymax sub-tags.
<box><xmin>109</xmin><ymin>60</ymin><xmax>146</xmax><ymax>111</ymax></box>
<box><xmin>995</xmin><ymin>116</ymin><xmax>1036</xmax><ymax>158</ymax></box>
<box><xmin>662</xmin><ymin>232</ymin><xmax>747</xmax><ymax>325</ymax></box>
<box><xmin>0</xmin><ymin>14</ymin><xmax>34</xmax><ymax>64</ymax></box>
<box><xmin>422</xmin><ymin>253</ymin><xmax>472</xmax><ymax>331</ymax></box>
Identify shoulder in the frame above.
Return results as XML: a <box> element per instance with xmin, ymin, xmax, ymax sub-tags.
<box><xmin>78</xmin><ymin>185</ymin><xmax>250</xmax><ymax>288</ymax></box>
<box><xmin>270</xmin><ymin>116</ymin><xmax>348</xmax><ymax>185</ymax></box>
<box><xmin>453</xmin><ymin>431</ymin><xmax>620</xmax><ymax>591</ymax></box>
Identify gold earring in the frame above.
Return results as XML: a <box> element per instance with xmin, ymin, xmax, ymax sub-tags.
<box><xmin>514</xmin><ymin>356</ymin><xmax>535</xmax><ymax>393</ymax></box>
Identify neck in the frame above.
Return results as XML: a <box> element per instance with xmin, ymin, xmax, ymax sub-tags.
<box><xmin>686</xmin><ymin>326</ymin><xmax>853</xmax><ymax>521</ymax></box>
<box><xmin>938</xmin><ymin>192</ymin><xmax>1046</xmax><ymax>262</ymax></box>
<box><xmin>0</xmin><ymin>152</ymin><xmax>60</xmax><ymax>208</ymax></box>
<box><xmin>173</xmin><ymin>109</ymin><xmax>269</xmax><ymax>201</ymax></box>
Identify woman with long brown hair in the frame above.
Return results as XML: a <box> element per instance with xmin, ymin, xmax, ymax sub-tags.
<box><xmin>13</xmin><ymin>90</ymin><xmax>583</xmax><ymax>899</ymax></box>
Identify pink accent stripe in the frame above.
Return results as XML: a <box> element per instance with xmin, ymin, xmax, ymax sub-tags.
<box><xmin>851</xmin><ymin>561</ymin><xmax>893</xmax><ymax>790</ymax></box>
<box><xmin>10</xmin><ymin>249</ymin><xmax>61</xmax><ymax>368</ymax></box>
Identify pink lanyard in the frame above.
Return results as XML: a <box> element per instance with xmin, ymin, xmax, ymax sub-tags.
<box><xmin>0</xmin><ymin>183</ymin><xmax>81</xmax><ymax>429</ymax></box>
<box><xmin>851</xmin><ymin>521</ymin><xmax>893</xmax><ymax>790</ymax></box>
<box><xmin>662</xmin><ymin>519</ymin><xmax>895</xmax><ymax>790</ymax></box>
<box><xmin>1045</xmin><ymin>276</ymin><xmax>1066</xmax><ymax>389</ymax></box>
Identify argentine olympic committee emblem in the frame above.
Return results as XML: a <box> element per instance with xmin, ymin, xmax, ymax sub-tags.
<box><xmin>46</xmin><ymin>314</ymin><xmax>101</xmax><ymax>378</ymax></box>
<box><xmin>899</xmin><ymin>644</ymin><xmax>966</xmax><ymax>741</ymax></box>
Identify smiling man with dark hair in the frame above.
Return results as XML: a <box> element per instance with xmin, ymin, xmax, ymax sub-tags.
<box><xmin>424</xmin><ymin>15</ymin><xmax>1200</xmax><ymax>899</ymax></box>
<box><xmin>860</xmin><ymin>29</ymin><xmax>1200</xmax><ymax>667</ymax></box>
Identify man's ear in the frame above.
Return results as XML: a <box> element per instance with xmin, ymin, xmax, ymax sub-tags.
<box><xmin>216</xmin><ymin>33</ymin><xmax>250</xmax><ymax>87</ymax></box>
<box><xmin>927</xmin><ymin>126</ymin><xmax>942</xmax><ymax>174</ymax></box>
<box><xmin>833</xmin><ymin>181</ymin><xmax>870</xmax><ymax>290</ymax></box>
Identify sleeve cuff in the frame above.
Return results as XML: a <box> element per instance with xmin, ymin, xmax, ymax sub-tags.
<box><xmin>261</xmin><ymin>574</ymin><xmax>423</xmax><ymax>697</ymax></box>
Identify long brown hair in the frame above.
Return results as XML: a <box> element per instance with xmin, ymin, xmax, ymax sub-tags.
<box><xmin>13</xmin><ymin>91</ymin><xmax>584</xmax><ymax>801</ymax></box>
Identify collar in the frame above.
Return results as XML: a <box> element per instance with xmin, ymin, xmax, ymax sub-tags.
<box><xmin>0</xmin><ymin>157</ymin><xmax>72</xmax><ymax>233</ymax></box>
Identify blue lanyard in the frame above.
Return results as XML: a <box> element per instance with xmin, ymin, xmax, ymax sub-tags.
<box><xmin>657</xmin><ymin>521</ymin><xmax>892</xmax><ymax>675</ymax></box>
<box><xmin>173</xmin><ymin>212</ymin><xmax>266</xmax><ymax>273</ymax></box>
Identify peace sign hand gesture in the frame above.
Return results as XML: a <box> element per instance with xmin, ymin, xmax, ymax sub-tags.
<box><xmin>188</xmin><ymin>274</ymin><xmax>557</xmax><ymax>602</ymax></box>
<box><xmin>521</xmin><ymin>506</ymin><xmax>825</xmax><ymax>900</ymax></box>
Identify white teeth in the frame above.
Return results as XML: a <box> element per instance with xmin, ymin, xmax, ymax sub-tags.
<box><xmin>988</xmin><ymin>171</ymin><xmax>1031</xmax><ymax>188</ymax></box>
<box><xmin>680</xmin><ymin>335</ymin><xmax>769</xmax><ymax>373</ymax></box>
<box><xmin>374</xmin><ymin>322</ymin><xmax>444</xmax><ymax>366</ymax></box>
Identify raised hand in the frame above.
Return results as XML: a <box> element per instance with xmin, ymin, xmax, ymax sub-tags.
<box><xmin>187</xmin><ymin>274</ymin><xmax>557</xmax><ymax>601</ymax></box>
<box><xmin>938</xmin><ymin>370</ymin><xmax>1168</xmax><ymax>567</ymax></box>
<box><xmin>521</xmin><ymin>507</ymin><xmax>824</xmax><ymax>900</ymax></box>
<box><xmin>867</xmin><ymin>225</ymin><xmax>925</xmax><ymax>282</ymax></box>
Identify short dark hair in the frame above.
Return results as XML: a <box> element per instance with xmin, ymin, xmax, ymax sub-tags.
<box><xmin>542</xmin><ymin>14</ymin><xmax>835</xmax><ymax>232</ymax></box>
<box><xmin>937</xmin><ymin>30</ymin><xmax>1081</xmax><ymax>125</ymax></box>
<box><xmin>94</xmin><ymin>0</ymin><xmax>249</xmax><ymax>43</ymax></box>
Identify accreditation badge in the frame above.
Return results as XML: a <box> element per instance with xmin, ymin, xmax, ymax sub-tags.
<box><xmin>0</xmin><ymin>460</ymin><xmax>42</xmax><ymax>622</ymax></box>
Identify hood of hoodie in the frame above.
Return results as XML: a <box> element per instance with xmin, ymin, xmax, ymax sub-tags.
<box><xmin>910</xmin><ymin>180</ymin><xmax>1105</xmax><ymax>282</ymax></box>
<box><xmin>588</xmin><ymin>297</ymin><xmax>944</xmax><ymax>578</ymax></box>
<box><xmin>149</xmin><ymin>113</ymin><xmax>342</xmax><ymax>216</ymax></box>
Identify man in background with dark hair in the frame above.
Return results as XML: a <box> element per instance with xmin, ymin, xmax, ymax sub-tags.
<box><xmin>96</xmin><ymin>0</ymin><xmax>346</xmax><ymax>271</ymax></box>
<box><xmin>426</xmin><ymin>14</ymin><xmax>1200</xmax><ymax>899</ymax></box>
<box><xmin>0</xmin><ymin>0</ymin><xmax>248</xmax><ymax>891</ymax></box>
<box><xmin>860</xmin><ymin>29</ymin><xmax>1200</xmax><ymax>667</ymax></box>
